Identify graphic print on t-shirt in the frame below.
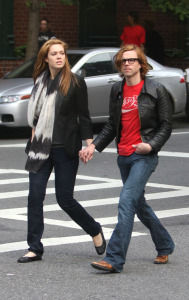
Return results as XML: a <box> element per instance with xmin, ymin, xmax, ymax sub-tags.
<box><xmin>118</xmin><ymin>80</ymin><xmax>144</xmax><ymax>156</ymax></box>
<box><xmin>122</xmin><ymin>94</ymin><xmax>138</xmax><ymax>114</ymax></box>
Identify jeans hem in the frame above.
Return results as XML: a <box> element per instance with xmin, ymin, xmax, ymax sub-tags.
<box><xmin>104</xmin><ymin>258</ymin><xmax>123</xmax><ymax>273</ymax></box>
<box><xmin>157</xmin><ymin>245</ymin><xmax>175</xmax><ymax>256</ymax></box>
<box><xmin>28</xmin><ymin>248</ymin><xmax>43</xmax><ymax>258</ymax></box>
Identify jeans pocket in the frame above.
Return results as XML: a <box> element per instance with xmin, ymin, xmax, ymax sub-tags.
<box><xmin>147</xmin><ymin>153</ymin><xmax>158</xmax><ymax>172</ymax></box>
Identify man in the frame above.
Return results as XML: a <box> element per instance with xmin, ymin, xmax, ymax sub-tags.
<box><xmin>120</xmin><ymin>11</ymin><xmax>145</xmax><ymax>51</ymax></box>
<box><xmin>79</xmin><ymin>44</ymin><xmax>175</xmax><ymax>273</ymax></box>
<box><xmin>38</xmin><ymin>18</ymin><xmax>56</xmax><ymax>50</ymax></box>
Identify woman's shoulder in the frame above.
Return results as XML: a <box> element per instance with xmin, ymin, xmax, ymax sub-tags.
<box><xmin>71</xmin><ymin>72</ymin><xmax>86</xmax><ymax>88</ymax></box>
<box><xmin>72</xmin><ymin>73</ymin><xmax>84</xmax><ymax>83</ymax></box>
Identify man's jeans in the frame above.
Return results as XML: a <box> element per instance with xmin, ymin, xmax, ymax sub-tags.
<box><xmin>104</xmin><ymin>152</ymin><xmax>175</xmax><ymax>272</ymax></box>
<box><xmin>27</xmin><ymin>147</ymin><xmax>101</xmax><ymax>257</ymax></box>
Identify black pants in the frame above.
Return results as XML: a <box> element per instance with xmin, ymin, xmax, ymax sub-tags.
<box><xmin>27</xmin><ymin>147</ymin><xmax>101</xmax><ymax>257</ymax></box>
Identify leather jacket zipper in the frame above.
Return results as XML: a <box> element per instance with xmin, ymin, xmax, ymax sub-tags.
<box><xmin>116</xmin><ymin>93</ymin><xmax>123</xmax><ymax>147</ymax></box>
<box><xmin>138</xmin><ymin>94</ymin><xmax>143</xmax><ymax>142</ymax></box>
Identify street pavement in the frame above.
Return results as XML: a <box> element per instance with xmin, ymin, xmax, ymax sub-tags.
<box><xmin>0</xmin><ymin>114</ymin><xmax>189</xmax><ymax>300</ymax></box>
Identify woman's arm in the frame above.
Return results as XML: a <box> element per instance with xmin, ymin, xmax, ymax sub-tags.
<box><xmin>31</xmin><ymin>128</ymin><xmax>35</xmax><ymax>141</ymax></box>
<box><xmin>85</xmin><ymin>138</ymin><xmax>93</xmax><ymax>146</ymax></box>
<box><xmin>75</xmin><ymin>76</ymin><xmax>93</xmax><ymax>140</ymax></box>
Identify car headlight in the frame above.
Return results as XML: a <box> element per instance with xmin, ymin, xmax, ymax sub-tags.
<box><xmin>0</xmin><ymin>95</ymin><xmax>30</xmax><ymax>104</ymax></box>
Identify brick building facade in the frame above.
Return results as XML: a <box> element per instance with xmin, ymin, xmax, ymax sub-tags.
<box><xmin>0</xmin><ymin>0</ymin><xmax>188</xmax><ymax>78</ymax></box>
<box><xmin>14</xmin><ymin>0</ymin><xmax>79</xmax><ymax>48</ymax></box>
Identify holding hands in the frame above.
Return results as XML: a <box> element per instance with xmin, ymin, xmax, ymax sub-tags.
<box><xmin>79</xmin><ymin>143</ymin><xmax>96</xmax><ymax>164</ymax></box>
<box><xmin>79</xmin><ymin>142</ymin><xmax>152</xmax><ymax>164</ymax></box>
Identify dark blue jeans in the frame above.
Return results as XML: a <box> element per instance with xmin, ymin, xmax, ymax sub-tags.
<box><xmin>27</xmin><ymin>147</ymin><xmax>101</xmax><ymax>257</ymax></box>
<box><xmin>104</xmin><ymin>152</ymin><xmax>175</xmax><ymax>272</ymax></box>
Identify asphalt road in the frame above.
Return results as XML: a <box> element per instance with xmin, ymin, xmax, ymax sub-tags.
<box><xmin>0</xmin><ymin>113</ymin><xmax>189</xmax><ymax>300</ymax></box>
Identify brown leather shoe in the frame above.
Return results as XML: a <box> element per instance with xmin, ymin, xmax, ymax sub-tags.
<box><xmin>154</xmin><ymin>255</ymin><xmax>168</xmax><ymax>264</ymax></box>
<box><xmin>91</xmin><ymin>260</ymin><xmax>115</xmax><ymax>272</ymax></box>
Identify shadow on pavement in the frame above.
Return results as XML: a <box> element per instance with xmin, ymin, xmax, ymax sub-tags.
<box><xmin>0</xmin><ymin>126</ymin><xmax>31</xmax><ymax>139</ymax></box>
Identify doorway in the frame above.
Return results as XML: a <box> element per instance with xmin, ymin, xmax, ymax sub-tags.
<box><xmin>79</xmin><ymin>0</ymin><xmax>118</xmax><ymax>47</ymax></box>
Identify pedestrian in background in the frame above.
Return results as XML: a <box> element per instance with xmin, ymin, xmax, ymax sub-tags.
<box><xmin>79</xmin><ymin>44</ymin><xmax>175</xmax><ymax>273</ymax></box>
<box><xmin>17</xmin><ymin>39</ymin><xmax>106</xmax><ymax>263</ymax></box>
<box><xmin>38</xmin><ymin>17</ymin><xmax>56</xmax><ymax>50</ymax></box>
<box><xmin>120</xmin><ymin>11</ymin><xmax>145</xmax><ymax>51</ymax></box>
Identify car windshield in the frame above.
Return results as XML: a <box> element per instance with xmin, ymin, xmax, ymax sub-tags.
<box><xmin>4</xmin><ymin>58</ymin><xmax>36</xmax><ymax>79</ymax></box>
<box><xmin>68</xmin><ymin>53</ymin><xmax>84</xmax><ymax>67</ymax></box>
<box><xmin>4</xmin><ymin>53</ymin><xmax>84</xmax><ymax>79</ymax></box>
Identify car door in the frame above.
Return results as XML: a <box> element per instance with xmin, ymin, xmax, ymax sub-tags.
<box><xmin>146</xmin><ymin>58</ymin><xmax>187</xmax><ymax>114</ymax></box>
<box><xmin>76</xmin><ymin>52</ymin><xmax>121</xmax><ymax>122</ymax></box>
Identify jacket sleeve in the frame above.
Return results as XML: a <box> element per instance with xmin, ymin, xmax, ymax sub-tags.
<box><xmin>148</xmin><ymin>84</ymin><xmax>172</xmax><ymax>152</ymax></box>
<box><xmin>75</xmin><ymin>76</ymin><xmax>93</xmax><ymax>140</ymax></box>
<box><xmin>92</xmin><ymin>85</ymin><xmax>117</xmax><ymax>152</ymax></box>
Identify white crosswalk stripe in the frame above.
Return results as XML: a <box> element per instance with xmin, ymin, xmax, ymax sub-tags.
<box><xmin>0</xmin><ymin>164</ymin><xmax>189</xmax><ymax>253</ymax></box>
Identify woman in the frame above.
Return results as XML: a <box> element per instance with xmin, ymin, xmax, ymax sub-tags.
<box><xmin>18</xmin><ymin>39</ymin><xmax>106</xmax><ymax>263</ymax></box>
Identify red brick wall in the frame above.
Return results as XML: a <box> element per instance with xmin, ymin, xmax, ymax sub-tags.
<box><xmin>0</xmin><ymin>59</ymin><xmax>24</xmax><ymax>78</ymax></box>
<box><xmin>14</xmin><ymin>0</ymin><xmax>79</xmax><ymax>48</ymax></box>
<box><xmin>14</xmin><ymin>0</ymin><xmax>28</xmax><ymax>46</ymax></box>
<box><xmin>0</xmin><ymin>0</ymin><xmax>184</xmax><ymax>78</ymax></box>
<box><xmin>0</xmin><ymin>0</ymin><xmax>79</xmax><ymax>78</ymax></box>
<box><xmin>13</xmin><ymin>0</ymin><xmax>180</xmax><ymax>51</ymax></box>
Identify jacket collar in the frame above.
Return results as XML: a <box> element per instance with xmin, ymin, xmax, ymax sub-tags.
<box><xmin>119</xmin><ymin>76</ymin><xmax>159</xmax><ymax>99</ymax></box>
<box><xmin>141</xmin><ymin>77</ymin><xmax>159</xmax><ymax>99</ymax></box>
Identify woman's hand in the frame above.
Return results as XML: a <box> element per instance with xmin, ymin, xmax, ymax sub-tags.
<box><xmin>79</xmin><ymin>144</ymin><xmax>96</xmax><ymax>164</ymax></box>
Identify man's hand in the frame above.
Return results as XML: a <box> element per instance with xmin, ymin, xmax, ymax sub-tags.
<box><xmin>79</xmin><ymin>144</ymin><xmax>96</xmax><ymax>164</ymax></box>
<box><xmin>132</xmin><ymin>143</ymin><xmax>152</xmax><ymax>154</ymax></box>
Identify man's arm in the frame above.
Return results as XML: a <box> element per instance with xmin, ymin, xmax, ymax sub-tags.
<box><xmin>147</xmin><ymin>84</ymin><xmax>172</xmax><ymax>152</ymax></box>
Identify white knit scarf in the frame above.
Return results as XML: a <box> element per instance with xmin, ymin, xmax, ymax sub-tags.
<box><xmin>25</xmin><ymin>69</ymin><xmax>62</xmax><ymax>173</ymax></box>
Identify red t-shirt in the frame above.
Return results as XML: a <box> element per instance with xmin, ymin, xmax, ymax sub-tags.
<box><xmin>118</xmin><ymin>80</ymin><xmax>144</xmax><ymax>156</ymax></box>
<box><xmin>120</xmin><ymin>25</ymin><xmax>145</xmax><ymax>47</ymax></box>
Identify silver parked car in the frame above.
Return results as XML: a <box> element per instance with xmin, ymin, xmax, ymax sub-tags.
<box><xmin>0</xmin><ymin>48</ymin><xmax>187</xmax><ymax>127</ymax></box>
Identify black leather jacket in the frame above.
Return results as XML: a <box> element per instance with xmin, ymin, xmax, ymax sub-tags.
<box><xmin>93</xmin><ymin>77</ymin><xmax>172</xmax><ymax>153</ymax></box>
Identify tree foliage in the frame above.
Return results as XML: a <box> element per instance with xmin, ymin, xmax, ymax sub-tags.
<box><xmin>145</xmin><ymin>0</ymin><xmax>189</xmax><ymax>21</ymax></box>
<box><xmin>59</xmin><ymin>0</ymin><xmax>189</xmax><ymax>20</ymax></box>
<box><xmin>26</xmin><ymin>1</ymin><xmax>46</xmax><ymax>8</ymax></box>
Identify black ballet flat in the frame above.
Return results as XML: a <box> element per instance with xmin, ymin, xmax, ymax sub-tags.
<box><xmin>95</xmin><ymin>227</ymin><xmax>106</xmax><ymax>255</ymax></box>
<box><xmin>17</xmin><ymin>255</ymin><xmax>41</xmax><ymax>263</ymax></box>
